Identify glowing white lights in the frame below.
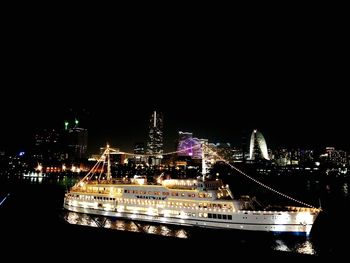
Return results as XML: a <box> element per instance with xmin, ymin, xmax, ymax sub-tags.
<box><xmin>36</xmin><ymin>164</ymin><xmax>43</xmax><ymax>172</ymax></box>
<box><xmin>296</xmin><ymin>212</ymin><xmax>313</xmax><ymax>225</ymax></box>
<box><xmin>205</xmin><ymin>144</ymin><xmax>316</xmax><ymax>209</ymax></box>
<box><xmin>62</xmin><ymin>142</ymin><xmax>320</xmax><ymax>235</ymax></box>
<box><xmin>104</xmin><ymin>204</ymin><xmax>113</xmax><ymax>211</ymax></box>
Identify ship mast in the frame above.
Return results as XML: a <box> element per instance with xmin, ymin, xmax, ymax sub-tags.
<box><xmin>106</xmin><ymin>144</ymin><xmax>111</xmax><ymax>181</ymax></box>
<box><xmin>201</xmin><ymin>142</ymin><xmax>207</xmax><ymax>181</ymax></box>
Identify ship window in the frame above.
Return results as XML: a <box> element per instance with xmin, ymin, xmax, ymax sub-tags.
<box><xmin>228</xmin><ymin>215</ymin><xmax>232</xmax><ymax>220</ymax></box>
<box><xmin>222</xmin><ymin>215</ymin><xmax>227</xmax><ymax>220</ymax></box>
<box><xmin>208</xmin><ymin>213</ymin><xmax>212</xmax><ymax>218</ymax></box>
<box><xmin>218</xmin><ymin>214</ymin><xmax>222</xmax><ymax>219</ymax></box>
<box><xmin>213</xmin><ymin>214</ymin><xmax>217</xmax><ymax>219</ymax></box>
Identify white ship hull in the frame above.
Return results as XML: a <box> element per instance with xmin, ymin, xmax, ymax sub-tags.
<box><xmin>63</xmin><ymin>202</ymin><xmax>318</xmax><ymax>235</ymax></box>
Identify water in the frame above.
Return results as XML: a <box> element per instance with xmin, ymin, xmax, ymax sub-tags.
<box><xmin>64</xmin><ymin>211</ymin><xmax>189</xmax><ymax>239</ymax></box>
<box><xmin>0</xmin><ymin>174</ymin><xmax>349</xmax><ymax>258</ymax></box>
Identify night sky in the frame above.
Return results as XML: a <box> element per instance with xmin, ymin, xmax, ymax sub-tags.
<box><xmin>1</xmin><ymin>18</ymin><xmax>348</xmax><ymax>153</ymax></box>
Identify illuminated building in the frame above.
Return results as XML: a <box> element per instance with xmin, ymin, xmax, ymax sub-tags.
<box><xmin>33</xmin><ymin>129</ymin><xmax>63</xmax><ymax>161</ymax></box>
<box><xmin>66</xmin><ymin>121</ymin><xmax>88</xmax><ymax>160</ymax></box>
<box><xmin>133</xmin><ymin>142</ymin><xmax>147</xmax><ymax>164</ymax></box>
<box><xmin>147</xmin><ymin>111</ymin><xmax>163</xmax><ymax>165</ymax></box>
<box><xmin>320</xmin><ymin>147</ymin><xmax>348</xmax><ymax>166</ymax></box>
<box><xmin>249</xmin><ymin>129</ymin><xmax>269</xmax><ymax>160</ymax></box>
<box><xmin>177</xmin><ymin>131</ymin><xmax>201</xmax><ymax>159</ymax></box>
<box><xmin>134</xmin><ymin>142</ymin><xmax>145</xmax><ymax>155</ymax></box>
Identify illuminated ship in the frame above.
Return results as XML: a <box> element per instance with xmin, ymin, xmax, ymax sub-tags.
<box><xmin>64</xmin><ymin>146</ymin><xmax>320</xmax><ymax>235</ymax></box>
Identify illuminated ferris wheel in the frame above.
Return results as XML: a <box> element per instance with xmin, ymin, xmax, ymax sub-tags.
<box><xmin>177</xmin><ymin>138</ymin><xmax>201</xmax><ymax>158</ymax></box>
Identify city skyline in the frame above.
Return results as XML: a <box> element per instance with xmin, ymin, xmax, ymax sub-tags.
<box><xmin>1</xmin><ymin>96</ymin><xmax>348</xmax><ymax>154</ymax></box>
<box><xmin>2</xmin><ymin>22</ymin><xmax>348</xmax><ymax>153</ymax></box>
<box><xmin>1</xmin><ymin>12</ymin><xmax>349</xmax><ymax>259</ymax></box>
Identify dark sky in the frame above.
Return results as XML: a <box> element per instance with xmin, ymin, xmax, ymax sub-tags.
<box><xmin>1</xmin><ymin>17</ymin><xmax>348</xmax><ymax>153</ymax></box>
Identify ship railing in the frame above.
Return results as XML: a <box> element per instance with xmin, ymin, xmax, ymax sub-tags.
<box><xmin>69</xmin><ymin>187</ymin><xmax>111</xmax><ymax>195</ymax></box>
<box><xmin>285</xmin><ymin>206</ymin><xmax>319</xmax><ymax>213</ymax></box>
<box><xmin>165</xmin><ymin>185</ymin><xmax>197</xmax><ymax>190</ymax></box>
<box><xmin>263</xmin><ymin>205</ymin><xmax>319</xmax><ymax>213</ymax></box>
<box><xmin>82</xmin><ymin>179</ymin><xmax>133</xmax><ymax>185</ymax></box>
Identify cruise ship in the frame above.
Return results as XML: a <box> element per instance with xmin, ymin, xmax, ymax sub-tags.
<box><xmin>63</xmin><ymin>147</ymin><xmax>320</xmax><ymax>235</ymax></box>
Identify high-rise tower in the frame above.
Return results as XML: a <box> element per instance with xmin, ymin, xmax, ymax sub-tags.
<box><xmin>147</xmin><ymin>111</ymin><xmax>163</xmax><ymax>157</ymax></box>
<box><xmin>65</xmin><ymin>119</ymin><xmax>88</xmax><ymax>161</ymax></box>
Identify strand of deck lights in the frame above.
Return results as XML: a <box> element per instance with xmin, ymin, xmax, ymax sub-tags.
<box><xmin>98</xmin><ymin>159</ymin><xmax>106</xmax><ymax>181</ymax></box>
<box><xmin>78</xmin><ymin>145</ymin><xmax>198</xmax><ymax>182</ymax></box>
<box><xmin>79</xmin><ymin>145</ymin><xmax>202</xmax><ymax>183</ymax></box>
<box><xmin>79</xmin><ymin>144</ymin><xmax>316</xmax><ymax>208</ymax></box>
<box><xmin>109</xmin><ymin>144</ymin><xmax>202</xmax><ymax>157</ymax></box>
<box><xmin>79</xmin><ymin>149</ymin><xmax>108</xmax><ymax>183</ymax></box>
<box><xmin>203</xmin><ymin>145</ymin><xmax>316</xmax><ymax>209</ymax></box>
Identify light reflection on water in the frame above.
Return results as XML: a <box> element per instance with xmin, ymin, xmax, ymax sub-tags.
<box><xmin>273</xmin><ymin>239</ymin><xmax>316</xmax><ymax>255</ymax></box>
<box><xmin>9</xmin><ymin>174</ymin><xmax>349</xmax><ymax>256</ymax></box>
<box><xmin>274</xmin><ymin>240</ymin><xmax>291</xmax><ymax>252</ymax></box>
<box><xmin>20</xmin><ymin>174</ymin><xmax>79</xmax><ymax>187</ymax></box>
<box><xmin>295</xmin><ymin>240</ymin><xmax>315</xmax><ymax>255</ymax></box>
<box><xmin>64</xmin><ymin>211</ymin><xmax>189</xmax><ymax>239</ymax></box>
<box><xmin>342</xmin><ymin>182</ymin><xmax>348</xmax><ymax>197</ymax></box>
<box><xmin>64</xmin><ymin>211</ymin><xmax>317</xmax><ymax>254</ymax></box>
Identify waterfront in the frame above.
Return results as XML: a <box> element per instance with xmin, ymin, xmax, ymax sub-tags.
<box><xmin>0</xmin><ymin>174</ymin><xmax>349</xmax><ymax>259</ymax></box>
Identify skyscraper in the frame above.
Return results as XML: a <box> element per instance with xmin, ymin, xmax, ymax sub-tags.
<box><xmin>64</xmin><ymin>119</ymin><xmax>88</xmax><ymax>161</ymax></box>
<box><xmin>249</xmin><ymin>129</ymin><xmax>269</xmax><ymax>160</ymax></box>
<box><xmin>147</xmin><ymin>111</ymin><xmax>163</xmax><ymax>160</ymax></box>
<box><xmin>66</xmin><ymin>127</ymin><xmax>88</xmax><ymax>160</ymax></box>
<box><xmin>133</xmin><ymin>142</ymin><xmax>147</xmax><ymax>164</ymax></box>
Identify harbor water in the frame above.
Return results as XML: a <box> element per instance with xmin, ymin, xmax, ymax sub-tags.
<box><xmin>0</xmin><ymin>174</ymin><xmax>348</xmax><ymax>259</ymax></box>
